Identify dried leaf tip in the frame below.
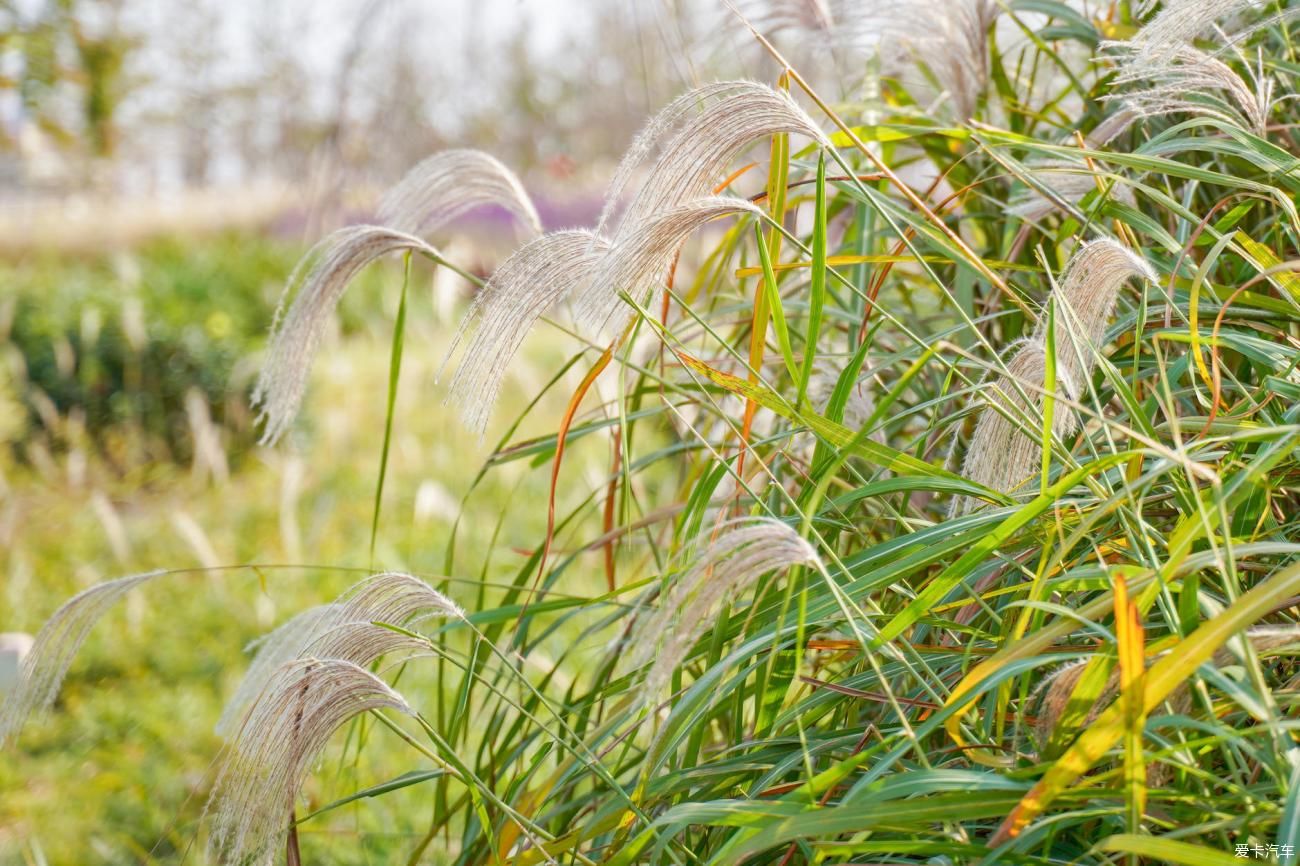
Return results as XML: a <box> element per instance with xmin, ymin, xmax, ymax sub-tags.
<box><xmin>252</xmin><ymin>226</ymin><xmax>442</xmax><ymax>445</ymax></box>
<box><xmin>443</xmin><ymin>229</ymin><xmax>612</xmax><ymax>435</ymax></box>
<box><xmin>596</xmin><ymin>80</ymin><xmax>827</xmax><ymax>237</ymax></box>
<box><xmin>208</xmin><ymin>659</ymin><xmax>413</xmax><ymax>865</ymax></box>
<box><xmin>0</xmin><ymin>571</ymin><xmax>164</xmax><ymax>748</ymax></box>
<box><xmin>217</xmin><ymin>572</ymin><xmax>460</xmax><ymax>738</ymax></box>
<box><xmin>630</xmin><ymin>518</ymin><xmax>822</xmax><ymax>698</ymax></box>
<box><xmin>377</xmin><ymin>149</ymin><xmax>541</xmax><ymax>238</ymax></box>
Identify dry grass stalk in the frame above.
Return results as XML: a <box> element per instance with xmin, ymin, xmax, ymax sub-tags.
<box><xmin>444</xmin><ymin>229</ymin><xmax>612</xmax><ymax>434</ymax></box>
<box><xmin>216</xmin><ymin>573</ymin><xmax>460</xmax><ymax>738</ymax></box>
<box><xmin>376</xmin><ymin>149</ymin><xmax>541</xmax><ymax>238</ymax></box>
<box><xmin>630</xmin><ymin>517</ymin><xmax>822</xmax><ymax>698</ymax></box>
<box><xmin>596</xmin><ymin>80</ymin><xmax>827</xmax><ymax>237</ymax></box>
<box><xmin>953</xmin><ymin>240</ymin><xmax>1155</xmax><ymax>514</ymax></box>
<box><xmin>0</xmin><ymin>571</ymin><xmax>164</xmax><ymax>747</ymax></box>
<box><xmin>1106</xmin><ymin>43</ymin><xmax>1274</xmax><ymax>134</ymax></box>
<box><xmin>208</xmin><ymin>659</ymin><xmax>413</xmax><ymax>865</ymax></box>
<box><xmin>253</xmin><ymin>226</ymin><xmax>443</xmax><ymax>444</ymax></box>
<box><xmin>575</xmin><ymin>197</ymin><xmax>765</xmax><ymax>337</ymax></box>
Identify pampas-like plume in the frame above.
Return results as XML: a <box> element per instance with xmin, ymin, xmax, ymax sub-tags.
<box><xmin>1045</xmin><ymin>240</ymin><xmax>1157</xmax><ymax>398</ymax></box>
<box><xmin>1106</xmin><ymin>44</ymin><xmax>1274</xmax><ymax>135</ymax></box>
<box><xmin>216</xmin><ymin>572</ymin><xmax>460</xmax><ymax>737</ymax></box>
<box><xmin>744</xmin><ymin>0</ymin><xmax>836</xmax><ymax>38</ymax></box>
<box><xmin>952</xmin><ymin>241</ymin><xmax>1155</xmax><ymax>514</ymax></box>
<box><xmin>629</xmin><ymin>518</ymin><xmax>822</xmax><ymax>698</ymax></box>
<box><xmin>857</xmin><ymin>0</ymin><xmax>998</xmax><ymax>121</ymax></box>
<box><xmin>596</xmin><ymin>81</ymin><xmax>827</xmax><ymax>236</ymax></box>
<box><xmin>444</xmin><ymin>229</ymin><xmax>612</xmax><ymax>434</ymax></box>
<box><xmin>0</xmin><ymin>571</ymin><xmax>163</xmax><ymax>747</ymax></box>
<box><xmin>576</xmin><ymin>197</ymin><xmax>765</xmax><ymax>337</ymax></box>
<box><xmin>376</xmin><ymin>149</ymin><xmax>541</xmax><ymax>238</ymax></box>
<box><xmin>1032</xmin><ymin>625</ymin><xmax>1300</xmax><ymax>751</ymax></box>
<box><xmin>252</xmin><ymin>226</ymin><xmax>443</xmax><ymax>444</ymax></box>
<box><xmin>209</xmin><ymin>659</ymin><xmax>413</xmax><ymax>865</ymax></box>
<box><xmin>1128</xmin><ymin>0</ymin><xmax>1270</xmax><ymax>63</ymax></box>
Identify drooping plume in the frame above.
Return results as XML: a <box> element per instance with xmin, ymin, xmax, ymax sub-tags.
<box><xmin>0</xmin><ymin>571</ymin><xmax>164</xmax><ymax>747</ymax></box>
<box><xmin>376</xmin><ymin>149</ymin><xmax>542</xmax><ymax>238</ymax></box>
<box><xmin>1105</xmin><ymin>44</ymin><xmax>1274</xmax><ymax>135</ymax></box>
<box><xmin>952</xmin><ymin>240</ymin><xmax>1155</xmax><ymax>514</ymax></box>
<box><xmin>444</xmin><ymin>229</ymin><xmax>612</xmax><ymax>434</ymax></box>
<box><xmin>216</xmin><ymin>572</ymin><xmax>460</xmax><ymax>737</ymax></box>
<box><xmin>252</xmin><ymin>226</ymin><xmax>444</xmax><ymax>444</ymax></box>
<box><xmin>596</xmin><ymin>80</ymin><xmax>827</xmax><ymax>236</ymax></box>
<box><xmin>208</xmin><ymin>659</ymin><xmax>414</xmax><ymax>865</ymax></box>
<box><xmin>574</xmin><ymin>197</ymin><xmax>765</xmax><ymax>337</ymax></box>
<box><xmin>629</xmin><ymin>518</ymin><xmax>822</xmax><ymax>697</ymax></box>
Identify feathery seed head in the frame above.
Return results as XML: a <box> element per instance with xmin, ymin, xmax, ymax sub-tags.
<box><xmin>954</xmin><ymin>240</ymin><xmax>1153</xmax><ymax>514</ymax></box>
<box><xmin>216</xmin><ymin>573</ymin><xmax>459</xmax><ymax>738</ymax></box>
<box><xmin>575</xmin><ymin>197</ymin><xmax>765</xmax><ymax>338</ymax></box>
<box><xmin>630</xmin><ymin>517</ymin><xmax>821</xmax><ymax>698</ymax></box>
<box><xmin>444</xmin><ymin>229</ymin><xmax>612</xmax><ymax>435</ymax></box>
<box><xmin>597</xmin><ymin>80</ymin><xmax>827</xmax><ymax>237</ymax></box>
<box><xmin>952</xmin><ymin>341</ymin><xmax>1075</xmax><ymax>516</ymax></box>
<box><xmin>1105</xmin><ymin>43</ymin><xmax>1275</xmax><ymax>134</ymax></box>
<box><xmin>376</xmin><ymin>148</ymin><xmax>541</xmax><ymax>238</ymax></box>
<box><xmin>252</xmin><ymin>226</ymin><xmax>443</xmax><ymax>445</ymax></box>
<box><xmin>208</xmin><ymin>659</ymin><xmax>412</xmax><ymax>865</ymax></box>
<box><xmin>1128</xmin><ymin>0</ymin><xmax>1270</xmax><ymax>64</ymax></box>
<box><xmin>1036</xmin><ymin>239</ymin><xmax>1156</xmax><ymax>399</ymax></box>
<box><xmin>0</xmin><ymin>571</ymin><xmax>163</xmax><ymax>748</ymax></box>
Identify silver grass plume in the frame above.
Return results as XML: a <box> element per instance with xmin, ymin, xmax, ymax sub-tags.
<box><xmin>1044</xmin><ymin>240</ymin><xmax>1157</xmax><ymax>399</ymax></box>
<box><xmin>444</xmin><ymin>229</ymin><xmax>612</xmax><ymax>434</ymax></box>
<box><xmin>575</xmin><ymin>197</ymin><xmax>765</xmax><ymax>338</ymax></box>
<box><xmin>596</xmin><ymin>80</ymin><xmax>827</xmax><ymax>237</ymax></box>
<box><xmin>253</xmin><ymin>226</ymin><xmax>443</xmax><ymax>444</ymax></box>
<box><xmin>629</xmin><ymin>518</ymin><xmax>822</xmax><ymax>698</ymax></box>
<box><xmin>1105</xmin><ymin>43</ymin><xmax>1274</xmax><ymax>135</ymax></box>
<box><xmin>744</xmin><ymin>0</ymin><xmax>836</xmax><ymax>38</ymax></box>
<box><xmin>863</xmin><ymin>0</ymin><xmax>999</xmax><ymax>121</ymax></box>
<box><xmin>376</xmin><ymin>149</ymin><xmax>541</xmax><ymax>238</ymax></box>
<box><xmin>216</xmin><ymin>572</ymin><xmax>460</xmax><ymax>737</ymax></box>
<box><xmin>208</xmin><ymin>659</ymin><xmax>413</xmax><ymax>865</ymax></box>
<box><xmin>0</xmin><ymin>571</ymin><xmax>164</xmax><ymax>747</ymax></box>
<box><xmin>952</xmin><ymin>240</ymin><xmax>1155</xmax><ymax>514</ymax></box>
<box><xmin>1128</xmin><ymin>0</ymin><xmax>1271</xmax><ymax>64</ymax></box>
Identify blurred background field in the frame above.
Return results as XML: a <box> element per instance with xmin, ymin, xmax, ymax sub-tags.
<box><xmin>0</xmin><ymin>0</ymin><xmax>727</xmax><ymax>861</ymax></box>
